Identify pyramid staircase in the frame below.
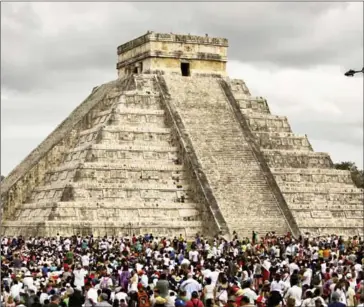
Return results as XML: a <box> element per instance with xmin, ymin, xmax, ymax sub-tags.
<box><xmin>222</xmin><ymin>79</ymin><xmax>363</xmax><ymax>237</ymax></box>
<box><xmin>1</xmin><ymin>76</ymin><xmax>210</xmax><ymax>238</ymax></box>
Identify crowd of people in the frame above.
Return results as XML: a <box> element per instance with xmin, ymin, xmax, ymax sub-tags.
<box><xmin>1</xmin><ymin>231</ymin><xmax>364</xmax><ymax>307</ymax></box>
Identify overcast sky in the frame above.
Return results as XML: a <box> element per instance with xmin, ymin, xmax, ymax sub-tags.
<box><xmin>1</xmin><ymin>2</ymin><xmax>363</xmax><ymax>176</ymax></box>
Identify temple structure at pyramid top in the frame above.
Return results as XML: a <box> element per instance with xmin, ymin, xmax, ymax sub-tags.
<box><xmin>1</xmin><ymin>32</ymin><xmax>362</xmax><ymax>239</ymax></box>
<box><xmin>116</xmin><ymin>32</ymin><xmax>228</xmax><ymax>78</ymax></box>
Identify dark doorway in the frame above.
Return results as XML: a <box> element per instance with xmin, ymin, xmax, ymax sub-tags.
<box><xmin>181</xmin><ymin>62</ymin><xmax>190</xmax><ymax>76</ymax></box>
<box><xmin>133</xmin><ymin>67</ymin><xmax>138</xmax><ymax>74</ymax></box>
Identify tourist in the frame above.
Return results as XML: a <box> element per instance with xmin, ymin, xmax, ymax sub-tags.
<box><xmin>179</xmin><ymin>274</ymin><xmax>201</xmax><ymax>300</ymax></box>
<box><xmin>185</xmin><ymin>292</ymin><xmax>203</xmax><ymax>307</ymax></box>
<box><xmin>1</xmin><ymin>232</ymin><xmax>363</xmax><ymax>307</ymax></box>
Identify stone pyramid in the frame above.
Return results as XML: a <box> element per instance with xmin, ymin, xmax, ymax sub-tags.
<box><xmin>1</xmin><ymin>32</ymin><xmax>362</xmax><ymax>238</ymax></box>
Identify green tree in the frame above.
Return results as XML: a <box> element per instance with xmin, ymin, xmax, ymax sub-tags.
<box><xmin>334</xmin><ymin>161</ymin><xmax>364</xmax><ymax>188</ymax></box>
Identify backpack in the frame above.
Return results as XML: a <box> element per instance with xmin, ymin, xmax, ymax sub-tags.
<box><xmin>137</xmin><ymin>291</ymin><xmax>151</xmax><ymax>307</ymax></box>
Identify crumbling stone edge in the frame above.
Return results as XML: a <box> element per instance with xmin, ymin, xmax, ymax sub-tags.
<box><xmin>155</xmin><ymin>75</ymin><xmax>231</xmax><ymax>238</ymax></box>
<box><xmin>219</xmin><ymin>79</ymin><xmax>302</xmax><ymax>239</ymax></box>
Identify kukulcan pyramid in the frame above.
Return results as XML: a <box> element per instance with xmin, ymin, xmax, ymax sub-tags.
<box><xmin>1</xmin><ymin>32</ymin><xmax>363</xmax><ymax>239</ymax></box>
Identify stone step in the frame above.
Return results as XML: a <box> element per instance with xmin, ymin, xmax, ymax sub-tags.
<box><xmin>292</xmin><ymin>214</ymin><xmax>363</xmax><ymax>228</ymax></box>
<box><xmin>64</xmin><ymin>144</ymin><xmax>178</xmax><ymax>164</ymax></box>
<box><xmin>81</xmin><ymin>124</ymin><xmax>172</xmax><ymax>136</ymax></box>
<box><xmin>45</xmin><ymin>169</ymin><xmax>188</xmax><ymax>187</ymax></box>
<box><xmin>282</xmin><ymin>189</ymin><xmax>363</xmax><ymax>204</ymax></box>
<box><xmin>298</xmin><ymin>227</ymin><xmax>362</xmax><ymax>238</ymax></box>
<box><xmin>15</xmin><ymin>207</ymin><xmax>202</xmax><ymax>222</ymax></box>
<box><xmin>271</xmin><ymin>167</ymin><xmax>353</xmax><ymax>176</ymax></box>
<box><xmin>108</xmin><ymin>111</ymin><xmax>167</xmax><ymax>128</ymax></box>
<box><xmin>278</xmin><ymin>181</ymin><xmax>354</xmax><ymax>188</ymax></box>
<box><xmin>48</xmin><ymin>161</ymin><xmax>184</xmax><ymax>174</ymax></box>
<box><xmin>286</xmin><ymin>201</ymin><xmax>363</xmax><ymax>212</ymax></box>
<box><xmin>16</xmin><ymin>201</ymin><xmax>200</xmax><ymax>210</ymax></box>
<box><xmin>253</xmin><ymin>131</ymin><xmax>312</xmax><ymax>151</ymax></box>
<box><xmin>229</xmin><ymin>79</ymin><xmax>251</xmax><ymax>96</ymax></box>
<box><xmin>96</xmin><ymin>107</ymin><xmax>164</xmax><ymax>119</ymax></box>
<box><xmin>100</xmin><ymin>126</ymin><xmax>172</xmax><ymax>143</ymax></box>
<box><xmin>280</xmin><ymin>186</ymin><xmax>362</xmax><ymax>194</ymax></box>
<box><xmin>244</xmin><ymin>112</ymin><xmax>292</xmax><ymax>133</ymax></box>
<box><xmin>119</xmin><ymin>93</ymin><xmax>162</xmax><ymax>110</ymax></box>
<box><xmin>76</xmin><ymin>125</ymin><xmax>174</xmax><ymax>148</ymax></box>
<box><xmin>1</xmin><ymin>220</ymin><xmax>204</xmax><ymax>238</ymax></box>
<box><xmin>271</xmin><ymin>167</ymin><xmax>355</xmax><ymax>185</ymax></box>
<box><xmin>32</xmin><ymin>183</ymin><xmax>192</xmax><ymax>203</ymax></box>
<box><xmin>237</xmin><ymin>97</ymin><xmax>270</xmax><ymax>113</ymax></box>
<box><xmin>262</xmin><ymin>149</ymin><xmax>332</xmax><ymax>169</ymax></box>
<box><xmin>163</xmin><ymin>75</ymin><xmax>292</xmax><ymax>236</ymax></box>
<box><xmin>291</xmin><ymin>209</ymin><xmax>363</xmax><ymax>220</ymax></box>
<box><xmin>34</xmin><ymin>181</ymin><xmax>192</xmax><ymax>192</ymax></box>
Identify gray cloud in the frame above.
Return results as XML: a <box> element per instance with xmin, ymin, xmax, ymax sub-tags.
<box><xmin>1</xmin><ymin>2</ymin><xmax>363</xmax><ymax>174</ymax></box>
<box><xmin>2</xmin><ymin>2</ymin><xmax>362</xmax><ymax>93</ymax></box>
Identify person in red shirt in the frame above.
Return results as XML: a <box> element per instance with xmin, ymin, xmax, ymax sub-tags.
<box><xmin>186</xmin><ymin>291</ymin><xmax>204</xmax><ymax>307</ymax></box>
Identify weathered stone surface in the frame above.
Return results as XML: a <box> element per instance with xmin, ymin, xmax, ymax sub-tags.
<box><xmin>1</xmin><ymin>74</ymin><xmax>212</xmax><ymax>239</ymax></box>
<box><xmin>2</xmin><ymin>32</ymin><xmax>362</xmax><ymax>238</ymax></box>
<box><xmin>226</xmin><ymin>76</ymin><xmax>363</xmax><ymax>236</ymax></box>
<box><xmin>162</xmin><ymin>74</ymin><xmax>292</xmax><ymax>238</ymax></box>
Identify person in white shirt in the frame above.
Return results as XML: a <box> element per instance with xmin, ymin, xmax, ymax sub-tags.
<box><xmin>209</xmin><ymin>267</ymin><xmax>219</xmax><ymax>286</ymax></box>
<box><xmin>73</xmin><ymin>264</ymin><xmax>87</xmax><ymax>288</ymax></box>
<box><xmin>10</xmin><ymin>281</ymin><xmax>22</xmax><ymax>300</ymax></box>
<box><xmin>39</xmin><ymin>289</ymin><xmax>49</xmax><ymax>305</ymax></box>
<box><xmin>115</xmin><ymin>288</ymin><xmax>128</xmax><ymax>302</ymax></box>
<box><xmin>302</xmin><ymin>267</ymin><xmax>312</xmax><ymax>286</ymax></box>
<box><xmin>85</xmin><ymin>283</ymin><xmax>98</xmax><ymax>303</ymax></box>
<box><xmin>22</xmin><ymin>273</ymin><xmax>34</xmax><ymax>289</ymax></box>
<box><xmin>180</xmin><ymin>273</ymin><xmax>202</xmax><ymax>300</ymax></box>
<box><xmin>242</xmin><ymin>280</ymin><xmax>258</xmax><ymax>304</ymax></box>
<box><xmin>284</xmin><ymin>279</ymin><xmax>302</xmax><ymax>307</ymax></box>
<box><xmin>301</xmin><ymin>290</ymin><xmax>315</xmax><ymax>307</ymax></box>
<box><xmin>270</xmin><ymin>274</ymin><xmax>286</xmax><ymax>296</ymax></box>
<box><xmin>81</xmin><ymin>254</ymin><xmax>90</xmax><ymax>267</ymax></box>
<box><xmin>140</xmin><ymin>271</ymin><xmax>149</xmax><ymax>288</ymax></box>
<box><xmin>189</xmin><ymin>249</ymin><xmax>199</xmax><ymax>264</ymax></box>
<box><xmin>166</xmin><ymin>291</ymin><xmax>176</xmax><ymax>307</ymax></box>
<box><xmin>289</xmin><ymin>260</ymin><xmax>300</xmax><ymax>276</ymax></box>
<box><xmin>202</xmin><ymin>267</ymin><xmax>212</xmax><ymax>279</ymax></box>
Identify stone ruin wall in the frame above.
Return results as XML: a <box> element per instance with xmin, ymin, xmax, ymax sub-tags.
<box><xmin>117</xmin><ymin>32</ymin><xmax>228</xmax><ymax>78</ymax></box>
<box><xmin>161</xmin><ymin>74</ymin><xmax>294</xmax><ymax>238</ymax></box>
<box><xmin>1</xmin><ymin>78</ymin><xmax>133</xmax><ymax>224</ymax></box>
<box><xmin>153</xmin><ymin>76</ymin><xmax>226</xmax><ymax>237</ymax></box>
<box><xmin>1</xmin><ymin>74</ymin><xmax>217</xmax><ymax>239</ymax></box>
<box><xmin>225</xmin><ymin>78</ymin><xmax>364</xmax><ymax>237</ymax></box>
<box><xmin>2</xmin><ymin>67</ymin><xmax>362</xmax><ymax>239</ymax></box>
